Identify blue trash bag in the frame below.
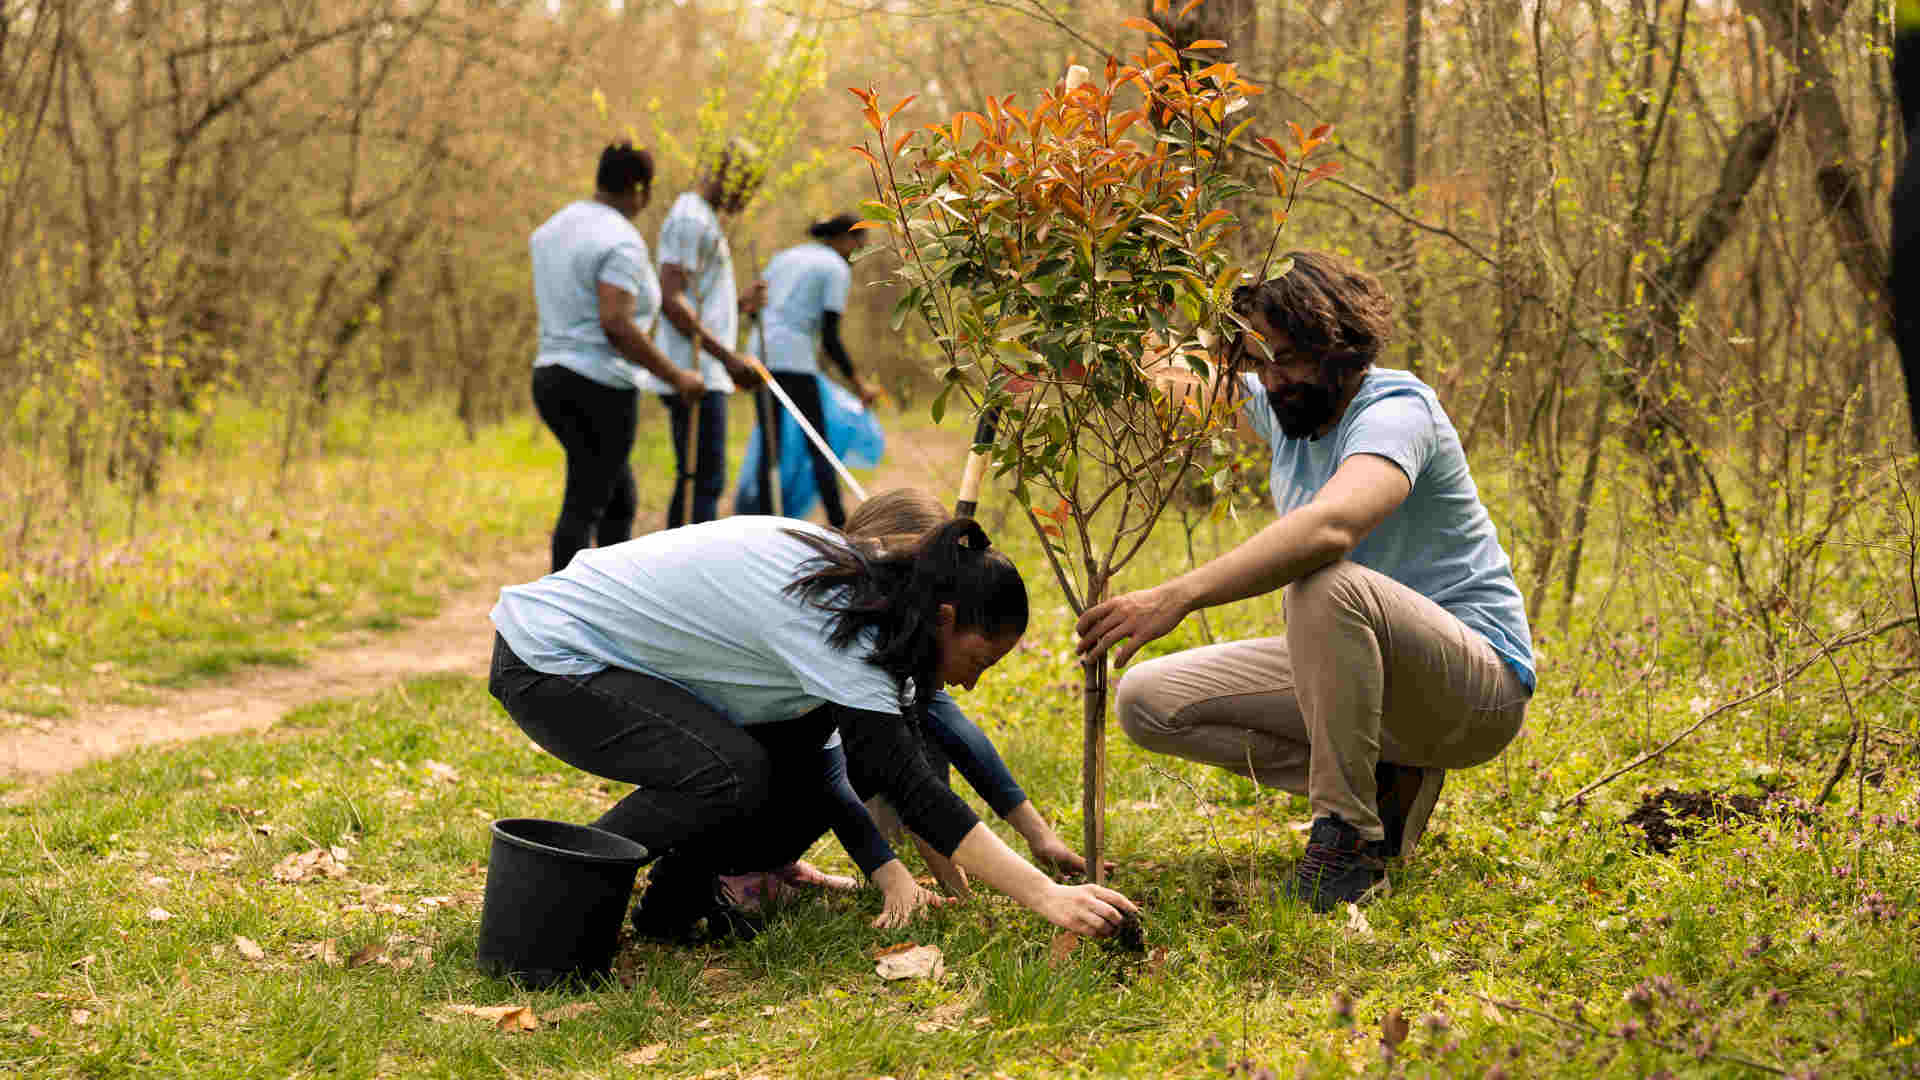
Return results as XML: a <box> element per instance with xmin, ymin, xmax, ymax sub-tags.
<box><xmin>735</xmin><ymin>375</ymin><xmax>886</xmax><ymax>519</ymax></box>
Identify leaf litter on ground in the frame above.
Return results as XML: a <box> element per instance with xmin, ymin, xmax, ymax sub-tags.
<box><xmin>874</xmin><ymin>942</ymin><xmax>944</xmax><ymax>981</ymax></box>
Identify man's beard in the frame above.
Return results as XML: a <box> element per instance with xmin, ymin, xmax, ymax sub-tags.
<box><xmin>1267</xmin><ymin>382</ymin><xmax>1339</xmax><ymax>440</ymax></box>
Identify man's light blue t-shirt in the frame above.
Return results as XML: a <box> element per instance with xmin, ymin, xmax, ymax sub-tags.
<box><xmin>756</xmin><ymin>240</ymin><xmax>852</xmax><ymax>374</ymax></box>
<box><xmin>637</xmin><ymin>191</ymin><xmax>739</xmax><ymax>393</ymax></box>
<box><xmin>1240</xmin><ymin>369</ymin><xmax>1536</xmax><ymax>692</ymax></box>
<box><xmin>529</xmin><ymin>200</ymin><xmax>659</xmax><ymax>390</ymax></box>
<box><xmin>489</xmin><ymin>517</ymin><xmax>902</xmax><ymax>722</ymax></box>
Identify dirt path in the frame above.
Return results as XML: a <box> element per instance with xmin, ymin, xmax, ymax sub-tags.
<box><xmin>0</xmin><ymin>423</ymin><xmax>968</xmax><ymax>791</ymax></box>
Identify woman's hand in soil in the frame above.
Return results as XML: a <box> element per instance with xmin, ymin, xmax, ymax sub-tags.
<box><xmin>870</xmin><ymin>859</ymin><xmax>955</xmax><ymax>929</ymax></box>
<box><xmin>772</xmin><ymin>859</ymin><xmax>857</xmax><ymax>891</ymax></box>
<box><xmin>1036</xmin><ymin>882</ymin><xmax>1138</xmax><ymax>938</ymax></box>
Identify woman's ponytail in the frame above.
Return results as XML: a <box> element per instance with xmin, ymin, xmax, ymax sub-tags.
<box><xmin>785</xmin><ymin>518</ymin><xmax>1027</xmax><ymax>714</ymax></box>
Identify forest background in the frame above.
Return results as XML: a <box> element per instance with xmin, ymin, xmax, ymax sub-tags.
<box><xmin>3</xmin><ymin>2</ymin><xmax>1920</xmax><ymax>1076</ymax></box>
<box><xmin>4</xmin><ymin>0</ymin><xmax>1916</xmax><ymax>653</ymax></box>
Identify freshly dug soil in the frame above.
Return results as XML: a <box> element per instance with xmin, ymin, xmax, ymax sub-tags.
<box><xmin>1625</xmin><ymin>788</ymin><xmax>1768</xmax><ymax>854</ymax></box>
<box><xmin>1105</xmin><ymin>909</ymin><xmax>1148</xmax><ymax>954</ymax></box>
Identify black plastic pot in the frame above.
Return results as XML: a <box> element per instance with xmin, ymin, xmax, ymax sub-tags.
<box><xmin>474</xmin><ymin>818</ymin><xmax>649</xmax><ymax>989</ymax></box>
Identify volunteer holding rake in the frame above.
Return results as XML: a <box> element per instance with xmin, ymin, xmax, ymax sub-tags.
<box><xmin>737</xmin><ymin>212</ymin><xmax>883</xmax><ymax>527</ymax></box>
<box><xmin>528</xmin><ymin>143</ymin><xmax>704</xmax><ymax>572</ymax></box>
<box><xmin>638</xmin><ymin>139</ymin><xmax>767</xmax><ymax>527</ymax></box>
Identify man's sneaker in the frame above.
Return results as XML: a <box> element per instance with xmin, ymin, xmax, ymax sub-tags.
<box><xmin>632</xmin><ymin>858</ymin><xmax>763</xmax><ymax>944</ymax></box>
<box><xmin>1375</xmin><ymin>762</ymin><xmax>1445</xmax><ymax>859</ymax></box>
<box><xmin>1287</xmin><ymin>814</ymin><xmax>1389</xmax><ymax>913</ymax></box>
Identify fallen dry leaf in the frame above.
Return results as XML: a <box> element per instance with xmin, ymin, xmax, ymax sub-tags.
<box><xmin>542</xmin><ymin>1002</ymin><xmax>600</xmax><ymax>1023</ymax></box>
<box><xmin>70</xmin><ymin>1008</ymin><xmax>92</xmax><ymax>1027</ymax></box>
<box><xmin>1146</xmin><ymin>945</ymin><xmax>1169</xmax><ymax>977</ymax></box>
<box><xmin>913</xmin><ymin>999</ymin><xmax>969</xmax><ymax>1034</ymax></box>
<box><xmin>1343</xmin><ymin>903</ymin><xmax>1373</xmax><ymax>939</ymax></box>
<box><xmin>292</xmin><ymin>939</ymin><xmax>340</xmax><ymax>966</ymax></box>
<box><xmin>271</xmin><ymin>848</ymin><xmax>349</xmax><ymax>884</ymax></box>
<box><xmin>1047</xmin><ymin>930</ymin><xmax>1080</xmax><ymax>968</ymax></box>
<box><xmin>424</xmin><ymin>760</ymin><xmax>462</xmax><ymax>784</ymax></box>
<box><xmin>145</xmin><ymin>907</ymin><xmax>173</xmax><ymax>923</ymax></box>
<box><xmin>233</xmin><ymin>936</ymin><xmax>266</xmax><ymax>961</ymax></box>
<box><xmin>875</xmin><ymin>944</ymin><xmax>944</xmax><ymax>982</ymax></box>
<box><xmin>1381</xmin><ymin>1006</ymin><xmax>1409</xmax><ymax>1048</ymax></box>
<box><xmin>448</xmin><ymin>1003</ymin><xmax>541</xmax><ymax>1032</ymax></box>
<box><xmin>26</xmin><ymin>1024</ymin><xmax>45</xmax><ymax>1039</ymax></box>
<box><xmin>346</xmin><ymin>943</ymin><xmax>385</xmax><ymax>969</ymax></box>
<box><xmin>619</xmin><ymin>1043</ymin><xmax>668</xmax><ymax>1065</ymax></box>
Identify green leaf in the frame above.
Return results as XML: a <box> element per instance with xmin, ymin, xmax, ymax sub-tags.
<box><xmin>890</xmin><ymin>290</ymin><xmax>919</xmax><ymax>332</ymax></box>
<box><xmin>930</xmin><ymin>381</ymin><xmax>953</xmax><ymax>425</ymax></box>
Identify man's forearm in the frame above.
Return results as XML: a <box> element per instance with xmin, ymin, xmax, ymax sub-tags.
<box><xmin>1167</xmin><ymin>507</ymin><xmax>1349</xmax><ymax>612</ymax></box>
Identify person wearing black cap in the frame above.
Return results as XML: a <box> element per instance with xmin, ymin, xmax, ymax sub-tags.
<box><xmin>528</xmin><ymin>142</ymin><xmax>705</xmax><ymax>572</ymax></box>
<box><xmin>738</xmin><ymin>213</ymin><xmax>882</xmax><ymax>527</ymax></box>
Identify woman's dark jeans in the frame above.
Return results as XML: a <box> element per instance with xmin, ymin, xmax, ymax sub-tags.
<box><xmin>661</xmin><ymin>391</ymin><xmax>729</xmax><ymax>527</ymax></box>
<box><xmin>488</xmin><ymin>635</ymin><xmax>834</xmax><ymax>875</ymax></box>
<box><xmin>532</xmin><ymin>364</ymin><xmax>637</xmax><ymax>571</ymax></box>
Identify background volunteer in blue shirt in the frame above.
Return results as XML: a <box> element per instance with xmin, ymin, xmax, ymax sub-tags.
<box><xmin>636</xmin><ymin>139</ymin><xmax>766</xmax><ymax>527</ymax></box>
<box><xmin>527</xmin><ymin>143</ymin><xmax>706</xmax><ymax>572</ymax></box>
<box><xmin>488</xmin><ymin>514</ymin><xmax>1138</xmax><ymax>942</ymax></box>
<box><xmin>1076</xmin><ymin>250</ymin><xmax>1536</xmax><ymax>914</ymax></box>
<box><xmin>737</xmin><ymin>213</ymin><xmax>882</xmax><ymax>527</ymax></box>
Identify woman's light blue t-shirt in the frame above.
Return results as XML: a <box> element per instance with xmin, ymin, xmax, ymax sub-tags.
<box><xmin>489</xmin><ymin>517</ymin><xmax>902</xmax><ymax>722</ymax></box>
<box><xmin>755</xmin><ymin>240</ymin><xmax>852</xmax><ymax>374</ymax></box>
<box><xmin>1240</xmin><ymin>369</ymin><xmax>1536</xmax><ymax>692</ymax></box>
<box><xmin>528</xmin><ymin>200</ymin><xmax>660</xmax><ymax>390</ymax></box>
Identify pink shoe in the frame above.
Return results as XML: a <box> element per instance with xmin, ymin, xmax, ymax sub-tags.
<box><xmin>718</xmin><ymin>871</ymin><xmax>783</xmax><ymax>912</ymax></box>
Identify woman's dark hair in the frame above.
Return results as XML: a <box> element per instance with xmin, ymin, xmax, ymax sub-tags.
<box><xmin>1230</xmin><ymin>250</ymin><xmax>1394</xmax><ymax>379</ymax></box>
<box><xmin>597</xmin><ymin>141</ymin><xmax>654</xmax><ymax>197</ymax></box>
<box><xmin>784</xmin><ymin>518</ymin><xmax>1028</xmax><ymax>716</ymax></box>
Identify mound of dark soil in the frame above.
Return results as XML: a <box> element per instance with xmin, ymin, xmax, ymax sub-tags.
<box><xmin>1104</xmin><ymin>910</ymin><xmax>1148</xmax><ymax>954</ymax></box>
<box><xmin>1625</xmin><ymin>788</ymin><xmax>1768</xmax><ymax>854</ymax></box>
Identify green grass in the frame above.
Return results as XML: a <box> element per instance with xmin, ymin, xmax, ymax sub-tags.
<box><xmin>4</xmin><ymin>603</ymin><xmax>1917</xmax><ymax>1076</ymax></box>
<box><xmin>3</xmin><ymin>400</ymin><xmax>1919</xmax><ymax>1076</ymax></box>
<box><xmin>0</xmin><ymin>393</ymin><xmax>794</xmax><ymax>706</ymax></box>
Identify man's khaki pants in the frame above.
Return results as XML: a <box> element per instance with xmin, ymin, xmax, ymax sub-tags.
<box><xmin>1114</xmin><ymin>560</ymin><xmax>1531</xmax><ymax>842</ymax></box>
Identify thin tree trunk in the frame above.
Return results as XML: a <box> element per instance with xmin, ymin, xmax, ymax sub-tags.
<box><xmin>1082</xmin><ymin>654</ymin><xmax>1107</xmax><ymax>886</ymax></box>
<box><xmin>1397</xmin><ymin>0</ymin><xmax>1423</xmax><ymax>375</ymax></box>
<box><xmin>1739</xmin><ymin>0</ymin><xmax>1893</xmax><ymax>336</ymax></box>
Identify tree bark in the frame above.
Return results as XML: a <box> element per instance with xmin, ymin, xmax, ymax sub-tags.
<box><xmin>1397</xmin><ymin>0</ymin><xmax>1424</xmax><ymax>375</ymax></box>
<box><xmin>1082</xmin><ymin>654</ymin><xmax>1107</xmax><ymax>886</ymax></box>
<box><xmin>1738</xmin><ymin>0</ymin><xmax>1893</xmax><ymax>337</ymax></box>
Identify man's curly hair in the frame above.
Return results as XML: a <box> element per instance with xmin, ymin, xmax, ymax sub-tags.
<box><xmin>1230</xmin><ymin>251</ymin><xmax>1395</xmax><ymax>377</ymax></box>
